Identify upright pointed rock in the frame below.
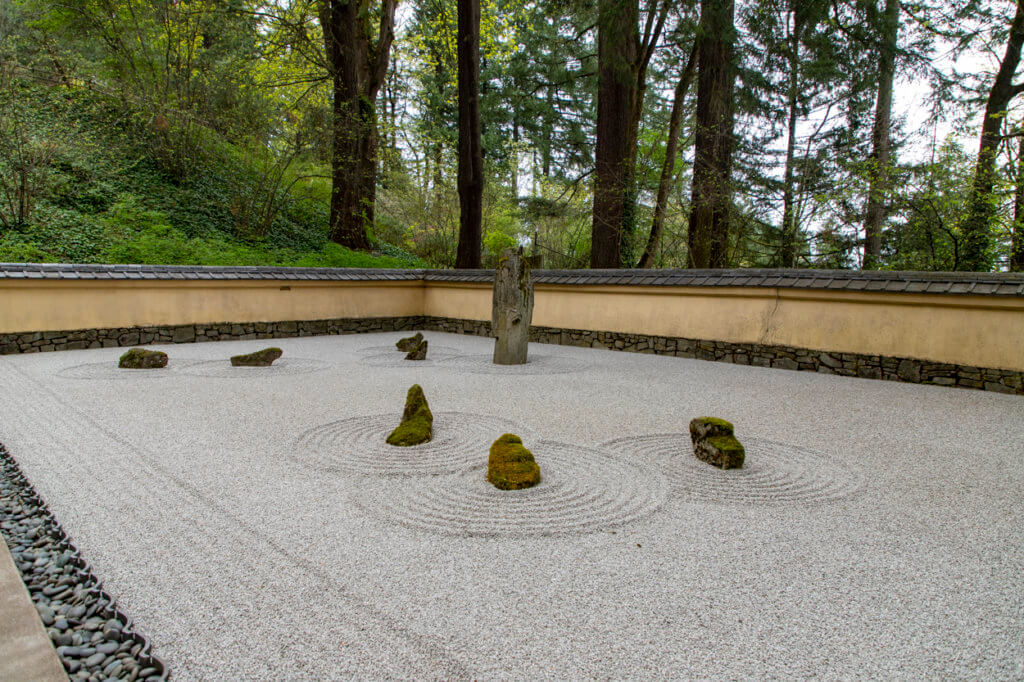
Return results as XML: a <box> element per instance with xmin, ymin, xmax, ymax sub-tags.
<box><xmin>386</xmin><ymin>384</ymin><xmax>434</xmax><ymax>446</ymax></box>
<box><xmin>492</xmin><ymin>247</ymin><xmax>534</xmax><ymax>365</ymax></box>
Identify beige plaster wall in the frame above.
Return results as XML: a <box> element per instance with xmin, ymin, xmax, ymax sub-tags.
<box><xmin>0</xmin><ymin>279</ymin><xmax>424</xmax><ymax>333</ymax></box>
<box><xmin>2</xmin><ymin>277</ymin><xmax>1021</xmax><ymax>371</ymax></box>
<box><xmin>423</xmin><ymin>282</ymin><xmax>1024</xmax><ymax>372</ymax></box>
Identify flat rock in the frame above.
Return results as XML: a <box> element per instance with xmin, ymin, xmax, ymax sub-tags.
<box><xmin>230</xmin><ymin>347</ymin><xmax>283</xmax><ymax>367</ymax></box>
<box><xmin>117</xmin><ymin>348</ymin><xmax>168</xmax><ymax>369</ymax></box>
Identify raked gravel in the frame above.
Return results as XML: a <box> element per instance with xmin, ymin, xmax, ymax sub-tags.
<box><xmin>0</xmin><ymin>331</ymin><xmax>1021</xmax><ymax>680</ymax></box>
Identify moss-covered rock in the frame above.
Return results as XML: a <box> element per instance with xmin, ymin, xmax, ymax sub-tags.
<box><xmin>386</xmin><ymin>384</ymin><xmax>434</xmax><ymax>446</ymax></box>
<box><xmin>487</xmin><ymin>434</ymin><xmax>541</xmax><ymax>490</ymax></box>
<box><xmin>405</xmin><ymin>339</ymin><xmax>428</xmax><ymax>360</ymax></box>
<box><xmin>396</xmin><ymin>332</ymin><xmax>424</xmax><ymax>352</ymax></box>
<box><xmin>118</xmin><ymin>347</ymin><xmax>168</xmax><ymax>369</ymax></box>
<box><xmin>230</xmin><ymin>347</ymin><xmax>283</xmax><ymax>367</ymax></box>
<box><xmin>689</xmin><ymin>416</ymin><xmax>744</xmax><ymax>469</ymax></box>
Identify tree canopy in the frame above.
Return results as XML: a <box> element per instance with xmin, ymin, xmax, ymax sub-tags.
<box><xmin>0</xmin><ymin>0</ymin><xmax>1021</xmax><ymax>272</ymax></box>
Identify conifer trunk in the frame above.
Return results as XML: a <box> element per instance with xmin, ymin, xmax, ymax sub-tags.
<box><xmin>637</xmin><ymin>40</ymin><xmax>697</xmax><ymax>268</ymax></box>
<box><xmin>320</xmin><ymin>0</ymin><xmax>396</xmax><ymax>250</ymax></box>
<box><xmin>862</xmin><ymin>0</ymin><xmax>897</xmax><ymax>269</ymax></box>
<box><xmin>687</xmin><ymin>0</ymin><xmax>737</xmax><ymax>269</ymax></box>
<box><xmin>455</xmin><ymin>0</ymin><xmax>483</xmax><ymax>268</ymax></box>
<box><xmin>962</xmin><ymin>0</ymin><xmax>1024</xmax><ymax>271</ymax></box>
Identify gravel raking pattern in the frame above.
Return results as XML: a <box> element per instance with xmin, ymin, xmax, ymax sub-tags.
<box><xmin>291</xmin><ymin>411</ymin><xmax>530</xmax><ymax>476</ymax></box>
<box><xmin>57</xmin><ymin>362</ymin><xmax>176</xmax><ymax>381</ymax></box>
<box><xmin>437</xmin><ymin>352</ymin><xmax>590</xmax><ymax>375</ymax></box>
<box><xmin>175</xmin><ymin>357</ymin><xmax>331</xmax><ymax>378</ymax></box>
<box><xmin>600</xmin><ymin>434</ymin><xmax>863</xmax><ymax>505</ymax></box>
<box><xmin>356</xmin><ymin>440</ymin><xmax>669</xmax><ymax>537</ymax></box>
<box><xmin>0</xmin><ymin>445</ymin><xmax>168</xmax><ymax>681</ymax></box>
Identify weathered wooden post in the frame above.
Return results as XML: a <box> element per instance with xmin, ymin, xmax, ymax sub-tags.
<box><xmin>492</xmin><ymin>248</ymin><xmax>534</xmax><ymax>364</ymax></box>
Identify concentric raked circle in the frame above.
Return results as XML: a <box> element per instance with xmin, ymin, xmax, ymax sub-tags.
<box><xmin>175</xmin><ymin>357</ymin><xmax>331</xmax><ymax>378</ymax></box>
<box><xmin>437</xmin><ymin>352</ymin><xmax>589</xmax><ymax>375</ymax></box>
<box><xmin>357</xmin><ymin>440</ymin><xmax>669</xmax><ymax>537</ymax></box>
<box><xmin>292</xmin><ymin>411</ymin><xmax>528</xmax><ymax>476</ymax></box>
<box><xmin>57</xmin><ymin>362</ymin><xmax>175</xmax><ymax>380</ymax></box>
<box><xmin>600</xmin><ymin>434</ymin><xmax>862</xmax><ymax>505</ymax></box>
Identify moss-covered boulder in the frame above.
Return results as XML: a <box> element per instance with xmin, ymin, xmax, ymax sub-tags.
<box><xmin>118</xmin><ymin>347</ymin><xmax>168</xmax><ymax>369</ymax></box>
<box><xmin>405</xmin><ymin>339</ymin><xmax>428</xmax><ymax>361</ymax></box>
<box><xmin>487</xmin><ymin>434</ymin><xmax>541</xmax><ymax>490</ymax></box>
<box><xmin>386</xmin><ymin>384</ymin><xmax>434</xmax><ymax>446</ymax></box>
<box><xmin>230</xmin><ymin>347</ymin><xmax>283</xmax><ymax>367</ymax></box>
<box><xmin>396</xmin><ymin>332</ymin><xmax>424</xmax><ymax>352</ymax></box>
<box><xmin>689</xmin><ymin>417</ymin><xmax>745</xmax><ymax>469</ymax></box>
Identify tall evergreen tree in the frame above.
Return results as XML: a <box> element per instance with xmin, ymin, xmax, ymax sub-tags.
<box><xmin>455</xmin><ymin>0</ymin><xmax>483</xmax><ymax>267</ymax></box>
<box><xmin>688</xmin><ymin>0</ymin><xmax>737</xmax><ymax>268</ymax></box>
<box><xmin>319</xmin><ymin>0</ymin><xmax>397</xmax><ymax>249</ymax></box>
<box><xmin>961</xmin><ymin>0</ymin><xmax>1024</xmax><ymax>271</ymax></box>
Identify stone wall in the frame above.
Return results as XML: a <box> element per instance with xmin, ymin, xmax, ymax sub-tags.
<box><xmin>0</xmin><ymin>313</ymin><xmax>1020</xmax><ymax>395</ymax></box>
<box><xmin>0</xmin><ymin>317</ymin><xmax>424</xmax><ymax>355</ymax></box>
<box><xmin>421</xmin><ymin>317</ymin><xmax>1024</xmax><ymax>395</ymax></box>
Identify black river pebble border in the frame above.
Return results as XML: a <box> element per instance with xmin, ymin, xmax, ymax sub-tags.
<box><xmin>0</xmin><ymin>444</ymin><xmax>168</xmax><ymax>681</ymax></box>
<box><xmin>0</xmin><ymin>314</ymin><xmax>1020</xmax><ymax>395</ymax></box>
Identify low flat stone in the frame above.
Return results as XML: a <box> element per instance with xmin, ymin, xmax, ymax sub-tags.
<box><xmin>230</xmin><ymin>347</ymin><xmax>283</xmax><ymax>367</ymax></box>
<box><xmin>117</xmin><ymin>348</ymin><xmax>168</xmax><ymax>369</ymax></box>
<box><xmin>689</xmin><ymin>417</ymin><xmax>745</xmax><ymax>469</ymax></box>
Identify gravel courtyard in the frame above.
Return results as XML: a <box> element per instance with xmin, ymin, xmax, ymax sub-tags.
<box><xmin>0</xmin><ymin>331</ymin><xmax>1021</xmax><ymax>680</ymax></box>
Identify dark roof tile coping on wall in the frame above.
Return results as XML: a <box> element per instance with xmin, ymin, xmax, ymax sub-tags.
<box><xmin>1</xmin><ymin>263</ymin><xmax>1023</xmax><ymax>296</ymax></box>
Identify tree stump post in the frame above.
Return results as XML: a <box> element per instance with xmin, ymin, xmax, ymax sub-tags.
<box><xmin>492</xmin><ymin>248</ymin><xmax>534</xmax><ymax>365</ymax></box>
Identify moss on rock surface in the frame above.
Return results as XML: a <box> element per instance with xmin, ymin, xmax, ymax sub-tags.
<box><xmin>396</xmin><ymin>332</ymin><xmax>424</xmax><ymax>352</ymax></box>
<box><xmin>405</xmin><ymin>339</ymin><xmax>428</xmax><ymax>361</ymax></box>
<box><xmin>487</xmin><ymin>434</ymin><xmax>541</xmax><ymax>490</ymax></box>
<box><xmin>230</xmin><ymin>347</ymin><xmax>283</xmax><ymax>367</ymax></box>
<box><xmin>386</xmin><ymin>384</ymin><xmax>434</xmax><ymax>446</ymax></box>
<box><xmin>118</xmin><ymin>347</ymin><xmax>168</xmax><ymax>369</ymax></box>
<box><xmin>689</xmin><ymin>417</ymin><xmax>744</xmax><ymax>469</ymax></box>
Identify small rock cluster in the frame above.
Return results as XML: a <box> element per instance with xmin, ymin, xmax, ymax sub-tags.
<box><xmin>386</xmin><ymin>384</ymin><xmax>434</xmax><ymax>446</ymax></box>
<box><xmin>395</xmin><ymin>332</ymin><xmax>428</xmax><ymax>360</ymax></box>
<box><xmin>487</xmin><ymin>434</ymin><xmax>542</xmax><ymax>490</ymax></box>
<box><xmin>0</xmin><ymin>446</ymin><xmax>167</xmax><ymax>681</ymax></box>
<box><xmin>689</xmin><ymin>417</ymin><xmax>745</xmax><ymax>469</ymax></box>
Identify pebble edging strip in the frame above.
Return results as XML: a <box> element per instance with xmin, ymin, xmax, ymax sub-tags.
<box><xmin>0</xmin><ymin>444</ymin><xmax>168</xmax><ymax>681</ymax></box>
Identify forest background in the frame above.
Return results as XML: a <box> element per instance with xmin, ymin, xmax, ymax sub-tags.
<box><xmin>0</xmin><ymin>0</ymin><xmax>1022</xmax><ymax>272</ymax></box>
